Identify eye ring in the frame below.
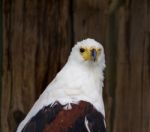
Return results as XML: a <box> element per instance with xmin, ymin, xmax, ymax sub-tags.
<box><xmin>80</xmin><ymin>48</ymin><xmax>85</xmax><ymax>53</ymax></box>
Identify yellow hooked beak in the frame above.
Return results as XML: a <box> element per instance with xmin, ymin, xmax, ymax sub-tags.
<box><xmin>80</xmin><ymin>47</ymin><xmax>101</xmax><ymax>61</ymax></box>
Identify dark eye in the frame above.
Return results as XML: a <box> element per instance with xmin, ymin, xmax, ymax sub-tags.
<box><xmin>80</xmin><ymin>48</ymin><xmax>85</xmax><ymax>53</ymax></box>
<box><xmin>98</xmin><ymin>48</ymin><xmax>101</xmax><ymax>52</ymax></box>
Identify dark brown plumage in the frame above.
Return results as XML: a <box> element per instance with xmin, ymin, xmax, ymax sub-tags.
<box><xmin>21</xmin><ymin>101</ymin><xmax>105</xmax><ymax>132</ymax></box>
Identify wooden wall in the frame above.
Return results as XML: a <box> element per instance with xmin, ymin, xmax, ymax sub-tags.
<box><xmin>1</xmin><ymin>0</ymin><xmax>150</xmax><ymax>132</ymax></box>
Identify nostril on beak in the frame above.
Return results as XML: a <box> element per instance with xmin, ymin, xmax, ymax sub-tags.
<box><xmin>91</xmin><ymin>49</ymin><xmax>97</xmax><ymax>61</ymax></box>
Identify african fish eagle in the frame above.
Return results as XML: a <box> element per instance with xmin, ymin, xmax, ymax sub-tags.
<box><xmin>16</xmin><ymin>38</ymin><xmax>106</xmax><ymax>132</ymax></box>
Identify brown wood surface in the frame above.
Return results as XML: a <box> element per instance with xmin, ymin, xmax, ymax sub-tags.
<box><xmin>1</xmin><ymin>0</ymin><xmax>72</xmax><ymax>131</ymax></box>
<box><xmin>1</xmin><ymin>0</ymin><xmax>150</xmax><ymax>132</ymax></box>
<box><xmin>113</xmin><ymin>0</ymin><xmax>150</xmax><ymax>131</ymax></box>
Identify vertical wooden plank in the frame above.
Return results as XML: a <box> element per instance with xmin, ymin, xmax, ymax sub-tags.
<box><xmin>113</xmin><ymin>5</ymin><xmax>131</xmax><ymax>132</ymax></box>
<box><xmin>142</xmin><ymin>32</ymin><xmax>150</xmax><ymax>132</ymax></box>
<box><xmin>113</xmin><ymin>0</ymin><xmax>148</xmax><ymax>131</ymax></box>
<box><xmin>0</xmin><ymin>0</ymin><xmax>2</xmax><ymax>131</ymax></box>
<box><xmin>9</xmin><ymin>0</ymin><xmax>26</xmax><ymax>130</ymax></box>
<box><xmin>123</xmin><ymin>0</ymin><xmax>145</xmax><ymax>131</ymax></box>
<box><xmin>105</xmin><ymin>5</ymin><xmax>118</xmax><ymax>132</ymax></box>
<box><xmin>142</xmin><ymin>0</ymin><xmax>150</xmax><ymax>130</ymax></box>
<box><xmin>73</xmin><ymin>0</ymin><xmax>108</xmax><ymax>43</ymax></box>
<box><xmin>2</xmin><ymin>0</ymin><xmax>72</xmax><ymax>131</ymax></box>
<box><xmin>2</xmin><ymin>0</ymin><xmax>31</xmax><ymax>131</ymax></box>
<box><xmin>130</xmin><ymin>2</ymin><xmax>146</xmax><ymax>129</ymax></box>
<box><xmin>2</xmin><ymin>0</ymin><xmax>15</xmax><ymax>131</ymax></box>
<box><xmin>21</xmin><ymin>0</ymin><xmax>37</xmax><ymax>112</ymax></box>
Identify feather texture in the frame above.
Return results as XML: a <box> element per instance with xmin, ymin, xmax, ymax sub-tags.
<box><xmin>22</xmin><ymin>101</ymin><xmax>105</xmax><ymax>132</ymax></box>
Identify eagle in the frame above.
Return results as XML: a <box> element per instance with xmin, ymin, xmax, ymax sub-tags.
<box><xmin>16</xmin><ymin>38</ymin><xmax>106</xmax><ymax>132</ymax></box>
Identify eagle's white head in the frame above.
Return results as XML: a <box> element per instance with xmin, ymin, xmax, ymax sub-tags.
<box><xmin>69</xmin><ymin>38</ymin><xmax>105</xmax><ymax>70</ymax></box>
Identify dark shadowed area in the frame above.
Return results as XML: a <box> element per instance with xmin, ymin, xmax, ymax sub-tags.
<box><xmin>0</xmin><ymin>0</ymin><xmax>150</xmax><ymax>132</ymax></box>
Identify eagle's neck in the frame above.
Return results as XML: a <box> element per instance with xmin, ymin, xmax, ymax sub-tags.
<box><xmin>53</xmin><ymin>60</ymin><xmax>105</xmax><ymax>116</ymax></box>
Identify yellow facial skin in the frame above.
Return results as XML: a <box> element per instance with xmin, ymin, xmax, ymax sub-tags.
<box><xmin>80</xmin><ymin>47</ymin><xmax>101</xmax><ymax>61</ymax></box>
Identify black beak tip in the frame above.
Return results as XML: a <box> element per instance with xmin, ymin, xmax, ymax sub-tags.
<box><xmin>91</xmin><ymin>49</ymin><xmax>97</xmax><ymax>61</ymax></box>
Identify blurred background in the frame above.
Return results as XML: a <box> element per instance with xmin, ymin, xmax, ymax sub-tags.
<box><xmin>0</xmin><ymin>0</ymin><xmax>150</xmax><ymax>132</ymax></box>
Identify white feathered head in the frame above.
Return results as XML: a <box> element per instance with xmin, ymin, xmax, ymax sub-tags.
<box><xmin>68</xmin><ymin>38</ymin><xmax>105</xmax><ymax>71</ymax></box>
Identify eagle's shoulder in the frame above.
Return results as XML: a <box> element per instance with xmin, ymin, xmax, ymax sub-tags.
<box><xmin>22</xmin><ymin>101</ymin><xmax>106</xmax><ymax>132</ymax></box>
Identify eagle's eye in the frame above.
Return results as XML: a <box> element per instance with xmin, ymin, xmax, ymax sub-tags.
<box><xmin>80</xmin><ymin>48</ymin><xmax>85</xmax><ymax>53</ymax></box>
<box><xmin>98</xmin><ymin>48</ymin><xmax>101</xmax><ymax>52</ymax></box>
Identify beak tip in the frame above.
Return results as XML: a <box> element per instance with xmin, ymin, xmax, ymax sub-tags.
<box><xmin>91</xmin><ymin>49</ymin><xmax>97</xmax><ymax>61</ymax></box>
